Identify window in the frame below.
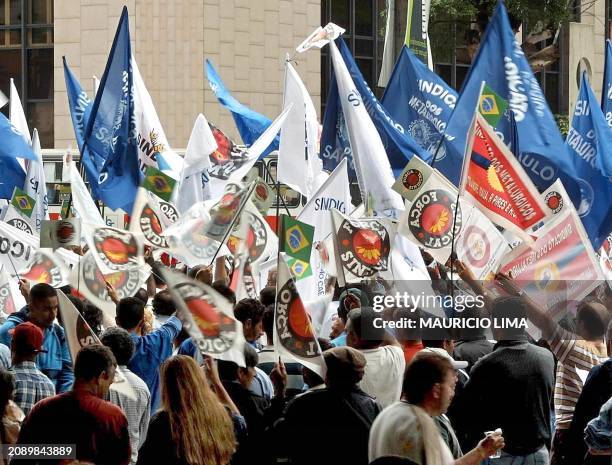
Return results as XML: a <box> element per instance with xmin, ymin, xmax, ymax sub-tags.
<box><xmin>320</xmin><ymin>0</ymin><xmax>388</xmax><ymax>113</ymax></box>
<box><xmin>0</xmin><ymin>0</ymin><xmax>53</xmax><ymax>147</ymax></box>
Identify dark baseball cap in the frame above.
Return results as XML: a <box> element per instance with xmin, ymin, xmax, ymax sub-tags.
<box><xmin>12</xmin><ymin>322</ymin><xmax>47</xmax><ymax>354</ymax></box>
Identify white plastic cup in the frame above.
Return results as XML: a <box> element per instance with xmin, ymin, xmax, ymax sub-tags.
<box><xmin>485</xmin><ymin>428</ymin><xmax>503</xmax><ymax>459</ymax></box>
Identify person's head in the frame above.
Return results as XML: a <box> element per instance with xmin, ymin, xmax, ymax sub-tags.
<box><xmin>337</xmin><ymin>288</ymin><xmax>367</xmax><ymax>324</ymax></box>
<box><xmin>259</xmin><ymin>287</ymin><xmax>276</xmax><ymax>307</ymax></box>
<box><xmin>82</xmin><ymin>302</ymin><xmax>103</xmax><ymax>337</ymax></box>
<box><xmin>576</xmin><ymin>301</ymin><xmax>609</xmax><ymax>341</ymax></box>
<box><xmin>152</xmin><ymin>261</ymin><xmax>167</xmax><ymax>288</ymax></box>
<box><xmin>491</xmin><ymin>296</ymin><xmax>528</xmax><ymax>341</ymax></box>
<box><xmin>238</xmin><ymin>343</ymin><xmax>258</xmax><ymax>388</ymax></box>
<box><xmin>115</xmin><ymin>297</ymin><xmax>145</xmax><ymax>333</ymax></box>
<box><xmin>73</xmin><ymin>344</ymin><xmax>117</xmax><ymax>398</ymax></box>
<box><xmin>11</xmin><ymin>322</ymin><xmax>46</xmax><ymax>363</ymax></box>
<box><xmin>100</xmin><ymin>327</ymin><xmax>135</xmax><ymax>366</ymax></box>
<box><xmin>346</xmin><ymin>307</ymin><xmax>384</xmax><ymax>350</ymax></box>
<box><xmin>160</xmin><ymin>355</ymin><xmax>235</xmax><ymax>465</ymax></box>
<box><xmin>403</xmin><ymin>352</ymin><xmax>456</xmax><ymax>416</ymax></box>
<box><xmin>195</xmin><ymin>267</ymin><xmax>213</xmax><ymax>285</ymax></box>
<box><xmin>0</xmin><ymin>370</ymin><xmax>14</xmax><ymax>413</ymax></box>
<box><xmin>422</xmin><ymin>338</ymin><xmax>455</xmax><ymax>356</ymax></box>
<box><xmin>211</xmin><ymin>282</ymin><xmax>236</xmax><ymax>305</ymax></box>
<box><xmin>262</xmin><ymin>305</ymin><xmax>274</xmax><ymax>345</ymax></box>
<box><xmin>323</xmin><ymin>346</ymin><xmax>367</xmax><ymax>390</ymax></box>
<box><xmin>134</xmin><ymin>288</ymin><xmax>149</xmax><ymax>305</ymax></box>
<box><xmin>303</xmin><ymin>338</ymin><xmax>333</xmax><ymax>388</ymax></box>
<box><xmin>234</xmin><ymin>298</ymin><xmax>265</xmax><ymax>342</ymax></box>
<box><xmin>28</xmin><ymin>283</ymin><xmax>58</xmax><ymax>329</ymax></box>
<box><xmin>152</xmin><ymin>290</ymin><xmax>176</xmax><ymax>317</ymax></box>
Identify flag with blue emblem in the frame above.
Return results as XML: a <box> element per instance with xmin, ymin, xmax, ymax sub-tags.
<box><xmin>564</xmin><ymin>73</ymin><xmax>612</xmax><ymax>249</ymax></box>
<box><xmin>455</xmin><ymin>1</ymin><xmax>579</xmax><ymax>202</ymax></box>
<box><xmin>206</xmin><ymin>59</ymin><xmax>278</xmax><ymax>158</ymax></box>
<box><xmin>82</xmin><ymin>6</ymin><xmax>140</xmax><ymax>213</ymax></box>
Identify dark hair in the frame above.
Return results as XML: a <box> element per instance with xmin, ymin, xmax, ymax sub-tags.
<box><xmin>152</xmin><ymin>262</ymin><xmax>166</xmax><ymax>286</ymax></box>
<box><xmin>491</xmin><ymin>296</ymin><xmax>528</xmax><ymax>339</ymax></box>
<box><xmin>67</xmin><ymin>295</ymin><xmax>85</xmax><ymax>314</ymax></box>
<box><xmin>403</xmin><ymin>353</ymin><xmax>453</xmax><ymax>404</ymax></box>
<box><xmin>317</xmin><ymin>337</ymin><xmax>334</xmax><ymax>352</ymax></box>
<box><xmin>152</xmin><ymin>290</ymin><xmax>176</xmax><ymax>317</ymax></box>
<box><xmin>234</xmin><ymin>298</ymin><xmax>265</xmax><ymax>325</ymax></box>
<box><xmin>211</xmin><ymin>282</ymin><xmax>236</xmax><ymax>305</ymax></box>
<box><xmin>29</xmin><ymin>283</ymin><xmax>57</xmax><ymax>302</ymax></box>
<box><xmin>188</xmin><ymin>265</ymin><xmax>205</xmax><ymax>279</ymax></box>
<box><xmin>259</xmin><ymin>287</ymin><xmax>276</xmax><ymax>307</ymax></box>
<box><xmin>134</xmin><ymin>288</ymin><xmax>149</xmax><ymax>305</ymax></box>
<box><xmin>347</xmin><ymin>307</ymin><xmax>384</xmax><ymax>348</ymax></box>
<box><xmin>262</xmin><ymin>304</ymin><xmax>275</xmax><ymax>341</ymax></box>
<box><xmin>577</xmin><ymin>302</ymin><xmax>608</xmax><ymax>339</ymax></box>
<box><xmin>116</xmin><ymin>297</ymin><xmax>145</xmax><ymax>330</ymax></box>
<box><xmin>100</xmin><ymin>327</ymin><xmax>135</xmax><ymax>365</ymax></box>
<box><xmin>0</xmin><ymin>370</ymin><xmax>14</xmax><ymax>444</ymax></box>
<box><xmin>74</xmin><ymin>344</ymin><xmax>116</xmax><ymax>381</ymax></box>
<box><xmin>82</xmin><ymin>302</ymin><xmax>104</xmax><ymax>337</ymax></box>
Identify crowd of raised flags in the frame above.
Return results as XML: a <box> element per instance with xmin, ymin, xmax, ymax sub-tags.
<box><xmin>0</xmin><ymin>1</ymin><xmax>607</xmax><ymax>462</ymax></box>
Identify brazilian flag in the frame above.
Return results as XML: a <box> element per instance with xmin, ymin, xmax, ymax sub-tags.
<box><xmin>479</xmin><ymin>84</ymin><xmax>509</xmax><ymax>128</ymax></box>
<box><xmin>279</xmin><ymin>215</ymin><xmax>314</xmax><ymax>263</ymax></box>
<box><xmin>142</xmin><ymin>166</ymin><xmax>176</xmax><ymax>202</ymax></box>
<box><xmin>286</xmin><ymin>257</ymin><xmax>313</xmax><ymax>280</ymax></box>
<box><xmin>10</xmin><ymin>187</ymin><xmax>35</xmax><ymax>218</ymax></box>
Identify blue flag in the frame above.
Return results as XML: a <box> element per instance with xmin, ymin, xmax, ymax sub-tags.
<box><xmin>320</xmin><ymin>40</ymin><xmax>430</xmax><ymax>179</ymax></box>
<box><xmin>602</xmin><ymin>39</ymin><xmax>612</xmax><ymax>126</ymax></box>
<box><xmin>63</xmin><ymin>57</ymin><xmax>93</xmax><ymax>155</ymax></box>
<box><xmin>381</xmin><ymin>45</ymin><xmax>466</xmax><ymax>184</ymax></box>
<box><xmin>565</xmin><ymin>73</ymin><xmax>612</xmax><ymax>249</ymax></box>
<box><xmin>0</xmin><ymin>157</ymin><xmax>25</xmax><ymax>200</ymax></box>
<box><xmin>457</xmin><ymin>1</ymin><xmax>579</xmax><ymax>202</ymax></box>
<box><xmin>206</xmin><ymin>59</ymin><xmax>278</xmax><ymax>158</ymax></box>
<box><xmin>0</xmin><ymin>113</ymin><xmax>37</xmax><ymax>163</ymax></box>
<box><xmin>82</xmin><ymin>6</ymin><xmax>139</xmax><ymax>212</ymax></box>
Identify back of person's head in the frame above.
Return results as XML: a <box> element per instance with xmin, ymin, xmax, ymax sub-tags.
<box><xmin>491</xmin><ymin>296</ymin><xmax>528</xmax><ymax>340</ymax></box>
<box><xmin>259</xmin><ymin>286</ymin><xmax>276</xmax><ymax>307</ymax></box>
<box><xmin>82</xmin><ymin>302</ymin><xmax>103</xmax><ymax>337</ymax></box>
<box><xmin>262</xmin><ymin>305</ymin><xmax>274</xmax><ymax>342</ymax></box>
<box><xmin>29</xmin><ymin>283</ymin><xmax>56</xmax><ymax>303</ymax></box>
<box><xmin>577</xmin><ymin>301</ymin><xmax>609</xmax><ymax>340</ymax></box>
<box><xmin>0</xmin><ymin>370</ymin><xmax>14</xmax><ymax>413</ymax></box>
<box><xmin>303</xmin><ymin>338</ymin><xmax>335</xmax><ymax>388</ymax></box>
<box><xmin>338</xmin><ymin>287</ymin><xmax>368</xmax><ymax>324</ymax></box>
<box><xmin>403</xmin><ymin>352</ymin><xmax>453</xmax><ymax>405</ymax></box>
<box><xmin>234</xmin><ymin>298</ymin><xmax>265</xmax><ymax>325</ymax></box>
<box><xmin>346</xmin><ymin>307</ymin><xmax>384</xmax><ymax>349</ymax></box>
<box><xmin>211</xmin><ymin>282</ymin><xmax>236</xmax><ymax>305</ymax></box>
<box><xmin>152</xmin><ymin>262</ymin><xmax>167</xmax><ymax>287</ymax></box>
<box><xmin>116</xmin><ymin>297</ymin><xmax>145</xmax><ymax>330</ymax></box>
<box><xmin>243</xmin><ymin>342</ymin><xmax>258</xmax><ymax>368</ymax></box>
<box><xmin>152</xmin><ymin>290</ymin><xmax>176</xmax><ymax>317</ymax></box>
<box><xmin>323</xmin><ymin>346</ymin><xmax>367</xmax><ymax>390</ymax></box>
<box><xmin>100</xmin><ymin>327</ymin><xmax>135</xmax><ymax>366</ymax></box>
<box><xmin>160</xmin><ymin>355</ymin><xmax>235</xmax><ymax>465</ymax></box>
<box><xmin>134</xmin><ymin>288</ymin><xmax>149</xmax><ymax>305</ymax></box>
<box><xmin>67</xmin><ymin>295</ymin><xmax>85</xmax><ymax>315</ymax></box>
<box><xmin>74</xmin><ymin>344</ymin><xmax>116</xmax><ymax>382</ymax></box>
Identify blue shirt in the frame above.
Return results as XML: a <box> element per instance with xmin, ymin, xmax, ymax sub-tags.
<box><xmin>0</xmin><ymin>309</ymin><xmax>74</xmax><ymax>393</ymax></box>
<box><xmin>331</xmin><ymin>332</ymin><xmax>347</xmax><ymax>347</ymax></box>
<box><xmin>127</xmin><ymin>315</ymin><xmax>181</xmax><ymax>412</ymax></box>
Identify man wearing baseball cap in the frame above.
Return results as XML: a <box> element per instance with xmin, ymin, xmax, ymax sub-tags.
<box><xmin>9</xmin><ymin>322</ymin><xmax>55</xmax><ymax>415</ymax></box>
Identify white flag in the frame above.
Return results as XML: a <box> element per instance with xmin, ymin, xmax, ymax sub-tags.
<box><xmin>278</xmin><ymin>61</ymin><xmax>324</xmax><ymax>198</ymax></box>
<box><xmin>57</xmin><ymin>289</ymin><xmax>101</xmax><ymax>362</ymax></box>
<box><xmin>176</xmin><ymin>114</ymin><xmax>217</xmax><ymax>213</ymax></box>
<box><xmin>329</xmin><ymin>40</ymin><xmax>404</xmax><ymax>219</ymax></box>
<box><xmin>377</xmin><ymin>0</ymin><xmax>395</xmax><ymax>87</ymax></box>
<box><xmin>296</xmin><ymin>158</ymin><xmax>351</xmax><ymax>301</ymax></box>
<box><xmin>296</xmin><ymin>23</ymin><xmax>346</xmax><ymax>53</ymax></box>
<box><xmin>1</xmin><ymin>205</ymin><xmax>36</xmax><ymax>236</ymax></box>
<box><xmin>24</xmin><ymin>129</ymin><xmax>49</xmax><ymax>232</ymax></box>
<box><xmin>0</xmin><ymin>268</ymin><xmax>20</xmax><ymax>315</ymax></box>
<box><xmin>9</xmin><ymin>78</ymin><xmax>31</xmax><ymax>145</ymax></box>
<box><xmin>132</xmin><ymin>56</ymin><xmax>184</xmax><ymax>179</ymax></box>
<box><xmin>227</xmin><ymin>201</ymin><xmax>277</xmax><ymax>268</ymax></box>
<box><xmin>68</xmin><ymin>154</ymin><xmax>105</xmax><ymax>227</ymax></box>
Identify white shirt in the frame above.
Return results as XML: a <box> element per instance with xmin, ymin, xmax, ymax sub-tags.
<box><xmin>359</xmin><ymin>345</ymin><xmax>405</xmax><ymax>408</ymax></box>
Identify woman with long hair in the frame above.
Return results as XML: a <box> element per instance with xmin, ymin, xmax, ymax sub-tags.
<box><xmin>137</xmin><ymin>355</ymin><xmax>237</xmax><ymax>465</ymax></box>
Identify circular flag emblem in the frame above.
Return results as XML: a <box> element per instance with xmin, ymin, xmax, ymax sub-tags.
<box><xmin>0</xmin><ymin>284</ymin><xmax>15</xmax><ymax>314</ymax></box>
<box><xmin>461</xmin><ymin>225</ymin><xmax>491</xmax><ymax>268</ymax></box>
<box><xmin>56</xmin><ymin>221</ymin><xmax>77</xmax><ymax>245</ymax></box>
<box><xmin>534</xmin><ymin>261</ymin><xmax>562</xmax><ymax>292</ymax></box>
<box><xmin>544</xmin><ymin>191</ymin><xmax>563</xmax><ymax>214</ymax></box>
<box><xmin>159</xmin><ymin>201</ymin><xmax>179</xmax><ymax>223</ymax></box>
<box><xmin>230</xmin><ymin>211</ymin><xmax>267</xmax><ymax>263</ymax></box>
<box><xmin>176</xmin><ymin>282</ymin><xmax>237</xmax><ymax>354</ymax></box>
<box><xmin>183</xmin><ymin>219</ymin><xmax>219</xmax><ymax>260</ymax></box>
<box><xmin>93</xmin><ymin>228</ymin><xmax>139</xmax><ymax>271</ymax></box>
<box><xmin>337</xmin><ymin>218</ymin><xmax>390</xmax><ymax>278</ymax></box>
<box><xmin>139</xmin><ymin>205</ymin><xmax>168</xmax><ymax>248</ymax></box>
<box><xmin>408</xmin><ymin>189</ymin><xmax>461</xmax><ymax>249</ymax></box>
<box><xmin>276</xmin><ymin>280</ymin><xmax>320</xmax><ymax>358</ymax></box>
<box><xmin>7</xmin><ymin>218</ymin><xmax>32</xmax><ymax>235</ymax></box>
<box><xmin>76</xmin><ymin>317</ymin><xmax>97</xmax><ymax>347</ymax></box>
<box><xmin>82</xmin><ymin>254</ymin><xmax>141</xmax><ymax>303</ymax></box>
<box><xmin>401</xmin><ymin>169</ymin><xmax>423</xmax><ymax>191</ymax></box>
<box><xmin>21</xmin><ymin>253</ymin><xmax>63</xmax><ymax>287</ymax></box>
<box><xmin>255</xmin><ymin>182</ymin><xmax>269</xmax><ymax>202</ymax></box>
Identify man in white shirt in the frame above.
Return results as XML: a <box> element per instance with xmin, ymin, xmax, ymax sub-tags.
<box><xmin>346</xmin><ymin>307</ymin><xmax>405</xmax><ymax>408</ymax></box>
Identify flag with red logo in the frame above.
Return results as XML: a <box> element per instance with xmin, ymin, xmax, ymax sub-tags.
<box><xmin>499</xmin><ymin>208</ymin><xmax>604</xmax><ymax>313</ymax></box>
<box><xmin>204</xmin><ymin>181</ymin><xmax>254</xmax><ymax>244</ymax></box>
<box><xmin>82</xmin><ymin>224</ymin><xmax>144</xmax><ymax>275</ymax></box>
<box><xmin>162</xmin><ymin>268</ymin><xmax>246</xmax><ymax>366</ymax></box>
<box><xmin>0</xmin><ymin>269</ymin><xmax>18</xmax><ymax>315</ymax></box>
<box><xmin>229</xmin><ymin>219</ymin><xmax>258</xmax><ymax>301</ymax></box>
<box><xmin>226</xmin><ymin>201</ymin><xmax>277</xmax><ymax>268</ymax></box>
<box><xmin>18</xmin><ymin>249</ymin><xmax>67</xmax><ymax>288</ymax></box>
<box><xmin>330</xmin><ymin>209</ymin><xmax>396</xmax><ymax>287</ymax></box>
<box><xmin>129</xmin><ymin>187</ymin><xmax>175</xmax><ymax>249</ymax></box>
<box><xmin>461</xmin><ymin>114</ymin><xmax>548</xmax><ymax>235</ymax></box>
<box><xmin>275</xmin><ymin>255</ymin><xmax>325</xmax><ymax>377</ymax></box>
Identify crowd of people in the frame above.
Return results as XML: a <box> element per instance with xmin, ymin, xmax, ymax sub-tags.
<box><xmin>0</xmin><ymin>249</ymin><xmax>608</xmax><ymax>465</ymax></box>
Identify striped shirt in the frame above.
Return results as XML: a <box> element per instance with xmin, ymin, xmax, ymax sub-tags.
<box><xmin>547</xmin><ymin>325</ymin><xmax>607</xmax><ymax>429</ymax></box>
<box><xmin>10</xmin><ymin>361</ymin><xmax>56</xmax><ymax>416</ymax></box>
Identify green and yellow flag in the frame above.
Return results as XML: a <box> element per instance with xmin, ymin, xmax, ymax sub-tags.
<box><xmin>479</xmin><ymin>84</ymin><xmax>509</xmax><ymax>128</ymax></box>
<box><xmin>279</xmin><ymin>215</ymin><xmax>314</xmax><ymax>280</ymax></box>
<box><xmin>10</xmin><ymin>187</ymin><xmax>35</xmax><ymax>218</ymax></box>
<box><xmin>142</xmin><ymin>166</ymin><xmax>176</xmax><ymax>202</ymax></box>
